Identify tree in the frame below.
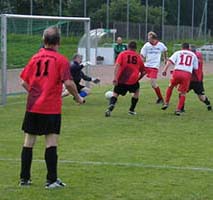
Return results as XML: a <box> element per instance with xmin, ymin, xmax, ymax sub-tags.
<box><xmin>90</xmin><ymin>0</ymin><xmax>163</xmax><ymax>27</ymax></box>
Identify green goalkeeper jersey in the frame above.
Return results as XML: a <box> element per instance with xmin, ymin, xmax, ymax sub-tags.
<box><xmin>114</xmin><ymin>43</ymin><xmax>127</xmax><ymax>60</ymax></box>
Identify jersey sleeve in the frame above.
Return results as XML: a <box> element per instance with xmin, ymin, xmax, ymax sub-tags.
<box><xmin>140</xmin><ymin>44</ymin><xmax>147</xmax><ymax>57</ymax></box>
<box><xmin>161</xmin><ymin>42</ymin><xmax>168</xmax><ymax>52</ymax></box>
<box><xmin>169</xmin><ymin>52</ymin><xmax>178</xmax><ymax>65</ymax></box>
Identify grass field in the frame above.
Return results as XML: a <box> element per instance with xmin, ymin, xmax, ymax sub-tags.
<box><xmin>0</xmin><ymin>78</ymin><xmax>213</xmax><ymax>200</ymax></box>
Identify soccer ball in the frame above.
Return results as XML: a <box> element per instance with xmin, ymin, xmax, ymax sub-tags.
<box><xmin>105</xmin><ymin>91</ymin><xmax>113</xmax><ymax>99</ymax></box>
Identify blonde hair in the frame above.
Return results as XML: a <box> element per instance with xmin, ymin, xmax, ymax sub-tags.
<box><xmin>148</xmin><ymin>31</ymin><xmax>158</xmax><ymax>39</ymax></box>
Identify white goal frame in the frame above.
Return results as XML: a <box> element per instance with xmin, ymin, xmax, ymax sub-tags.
<box><xmin>1</xmin><ymin>14</ymin><xmax>91</xmax><ymax>105</ymax></box>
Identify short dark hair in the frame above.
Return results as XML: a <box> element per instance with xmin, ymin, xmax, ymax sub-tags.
<box><xmin>72</xmin><ymin>53</ymin><xmax>82</xmax><ymax>60</ymax></box>
<box><xmin>190</xmin><ymin>45</ymin><xmax>196</xmax><ymax>52</ymax></box>
<box><xmin>182</xmin><ymin>43</ymin><xmax>190</xmax><ymax>49</ymax></box>
<box><xmin>43</xmin><ymin>26</ymin><xmax>60</xmax><ymax>45</ymax></box>
<box><xmin>128</xmin><ymin>41</ymin><xmax>137</xmax><ymax>50</ymax></box>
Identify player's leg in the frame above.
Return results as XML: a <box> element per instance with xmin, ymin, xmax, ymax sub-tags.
<box><xmin>43</xmin><ymin>114</ymin><xmax>66</xmax><ymax>188</ymax></box>
<box><xmin>20</xmin><ymin>111</ymin><xmax>38</xmax><ymax>186</ymax></box>
<box><xmin>45</xmin><ymin>134</ymin><xmax>59</xmax><ymax>186</ymax></box>
<box><xmin>161</xmin><ymin>83</ymin><xmax>174</xmax><ymax>110</ymax></box>
<box><xmin>105</xmin><ymin>91</ymin><xmax>119</xmax><ymax>117</ymax></box>
<box><xmin>128</xmin><ymin>83</ymin><xmax>140</xmax><ymax>115</ymax></box>
<box><xmin>175</xmin><ymin>73</ymin><xmax>190</xmax><ymax>115</ymax></box>
<box><xmin>20</xmin><ymin>133</ymin><xmax>37</xmax><ymax>186</ymax></box>
<box><xmin>150</xmin><ymin>78</ymin><xmax>164</xmax><ymax>104</ymax></box>
<box><xmin>194</xmin><ymin>82</ymin><xmax>212</xmax><ymax>111</ymax></box>
<box><xmin>105</xmin><ymin>84</ymin><xmax>126</xmax><ymax>117</ymax></box>
<box><xmin>176</xmin><ymin>92</ymin><xmax>186</xmax><ymax>115</ymax></box>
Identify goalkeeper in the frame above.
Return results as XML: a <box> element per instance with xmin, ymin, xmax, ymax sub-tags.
<box><xmin>62</xmin><ymin>53</ymin><xmax>100</xmax><ymax>98</ymax></box>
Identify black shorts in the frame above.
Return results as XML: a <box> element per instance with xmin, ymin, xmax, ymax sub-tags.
<box><xmin>22</xmin><ymin>112</ymin><xmax>61</xmax><ymax>135</ymax></box>
<box><xmin>114</xmin><ymin>82</ymin><xmax>140</xmax><ymax>96</ymax></box>
<box><xmin>189</xmin><ymin>81</ymin><xmax>205</xmax><ymax>95</ymax></box>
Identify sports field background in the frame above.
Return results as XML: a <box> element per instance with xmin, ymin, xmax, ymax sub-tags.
<box><xmin>0</xmin><ymin>64</ymin><xmax>213</xmax><ymax>199</ymax></box>
<box><xmin>5</xmin><ymin>61</ymin><xmax>213</xmax><ymax>94</ymax></box>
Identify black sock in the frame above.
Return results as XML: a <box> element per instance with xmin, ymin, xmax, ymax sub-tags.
<box><xmin>108</xmin><ymin>96</ymin><xmax>117</xmax><ymax>111</ymax></box>
<box><xmin>204</xmin><ymin>97</ymin><xmax>211</xmax><ymax>106</ymax></box>
<box><xmin>20</xmin><ymin>147</ymin><xmax>33</xmax><ymax>180</ymax></box>
<box><xmin>129</xmin><ymin>97</ymin><xmax>138</xmax><ymax>112</ymax></box>
<box><xmin>45</xmin><ymin>146</ymin><xmax>58</xmax><ymax>183</ymax></box>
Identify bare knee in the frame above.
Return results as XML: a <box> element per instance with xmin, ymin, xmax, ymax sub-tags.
<box><xmin>23</xmin><ymin>133</ymin><xmax>37</xmax><ymax>148</ymax></box>
<box><xmin>45</xmin><ymin>134</ymin><xmax>58</xmax><ymax>148</ymax></box>
<box><xmin>151</xmin><ymin>79</ymin><xmax>158</xmax><ymax>88</ymax></box>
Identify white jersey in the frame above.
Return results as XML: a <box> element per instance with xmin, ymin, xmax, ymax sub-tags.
<box><xmin>169</xmin><ymin>49</ymin><xmax>198</xmax><ymax>73</ymax></box>
<box><xmin>140</xmin><ymin>41</ymin><xmax>167</xmax><ymax>69</ymax></box>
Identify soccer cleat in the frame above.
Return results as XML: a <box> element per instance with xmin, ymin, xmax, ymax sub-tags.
<box><xmin>128</xmin><ymin>110</ymin><xmax>137</xmax><ymax>115</ymax></box>
<box><xmin>105</xmin><ymin>109</ymin><xmax>111</xmax><ymax>117</ymax></box>
<box><xmin>174</xmin><ymin>110</ymin><xmax>181</xmax><ymax>116</ymax></box>
<box><xmin>156</xmin><ymin>98</ymin><xmax>164</xmax><ymax>104</ymax></box>
<box><xmin>19</xmin><ymin>179</ymin><xmax>32</xmax><ymax>186</ymax></box>
<box><xmin>45</xmin><ymin>179</ymin><xmax>66</xmax><ymax>189</ymax></box>
<box><xmin>207</xmin><ymin>105</ymin><xmax>212</xmax><ymax>111</ymax></box>
<box><xmin>161</xmin><ymin>103</ymin><xmax>169</xmax><ymax>110</ymax></box>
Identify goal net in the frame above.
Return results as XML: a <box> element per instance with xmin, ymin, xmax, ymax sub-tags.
<box><xmin>0</xmin><ymin>14</ymin><xmax>90</xmax><ymax>105</ymax></box>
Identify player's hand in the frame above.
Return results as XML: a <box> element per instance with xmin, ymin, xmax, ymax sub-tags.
<box><xmin>162</xmin><ymin>71</ymin><xmax>167</xmax><ymax>76</ymax></box>
<box><xmin>75</xmin><ymin>95</ymin><xmax>85</xmax><ymax>104</ymax></box>
<box><xmin>92</xmin><ymin>78</ymin><xmax>100</xmax><ymax>84</ymax></box>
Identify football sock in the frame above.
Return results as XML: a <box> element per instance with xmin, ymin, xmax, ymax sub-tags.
<box><xmin>129</xmin><ymin>97</ymin><xmax>138</xmax><ymax>111</ymax></box>
<box><xmin>204</xmin><ymin>97</ymin><xmax>211</xmax><ymax>106</ymax></box>
<box><xmin>154</xmin><ymin>86</ymin><xmax>163</xmax><ymax>99</ymax></box>
<box><xmin>108</xmin><ymin>96</ymin><xmax>117</xmax><ymax>111</ymax></box>
<box><xmin>20</xmin><ymin>147</ymin><xmax>33</xmax><ymax>180</ymax></box>
<box><xmin>177</xmin><ymin>95</ymin><xmax>186</xmax><ymax>111</ymax></box>
<box><xmin>45</xmin><ymin>146</ymin><xmax>58</xmax><ymax>183</ymax></box>
<box><xmin>165</xmin><ymin>86</ymin><xmax>173</xmax><ymax>104</ymax></box>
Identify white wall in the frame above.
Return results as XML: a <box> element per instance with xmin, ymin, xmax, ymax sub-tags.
<box><xmin>78</xmin><ymin>47</ymin><xmax>114</xmax><ymax>65</ymax></box>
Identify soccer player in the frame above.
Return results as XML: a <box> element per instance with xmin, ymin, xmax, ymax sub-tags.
<box><xmin>114</xmin><ymin>36</ymin><xmax>127</xmax><ymax>61</ymax></box>
<box><xmin>181</xmin><ymin>45</ymin><xmax>212</xmax><ymax>111</ymax></box>
<box><xmin>62</xmin><ymin>53</ymin><xmax>100</xmax><ymax>98</ymax></box>
<box><xmin>105</xmin><ymin>41</ymin><xmax>146</xmax><ymax>117</ymax></box>
<box><xmin>19</xmin><ymin>26</ymin><xmax>84</xmax><ymax>188</ymax></box>
<box><xmin>161</xmin><ymin>43</ymin><xmax>198</xmax><ymax>116</ymax></box>
<box><xmin>140</xmin><ymin>31</ymin><xmax>167</xmax><ymax>104</ymax></box>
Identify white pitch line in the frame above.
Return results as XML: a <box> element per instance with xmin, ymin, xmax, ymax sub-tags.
<box><xmin>1</xmin><ymin>158</ymin><xmax>213</xmax><ymax>173</ymax></box>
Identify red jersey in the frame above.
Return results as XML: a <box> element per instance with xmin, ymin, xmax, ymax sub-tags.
<box><xmin>115</xmin><ymin>50</ymin><xmax>145</xmax><ymax>85</ymax></box>
<box><xmin>20</xmin><ymin>48</ymin><xmax>71</xmax><ymax>114</ymax></box>
<box><xmin>191</xmin><ymin>51</ymin><xmax>203</xmax><ymax>82</ymax></box>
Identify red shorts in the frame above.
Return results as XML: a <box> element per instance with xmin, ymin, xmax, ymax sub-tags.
<box><xmin>170</xmin><ymin>70</ymin><xmax>191</xmax><ymax>93</ymax></box>
<box><xmin>145</xmin><ymin>67</ymin><xmax>158</xmax><ymax>79</ymax></box>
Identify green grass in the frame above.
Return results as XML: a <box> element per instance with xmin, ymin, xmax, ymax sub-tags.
<box><xmin>7</xmin><ymin>34</ymin><xmax>213</xmax><ymax>69</ymax></box>
<box><xmin>7</xmin><ymin>34</ymin><xmax>80</xmax><ymax>69</ymax></box>
<box><xmin>0</xmin><ymin>78</ymin><xmax>213</xmax><ymax>200</ymax></box>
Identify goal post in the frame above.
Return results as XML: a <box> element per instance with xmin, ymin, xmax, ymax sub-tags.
<box><xmin>0</xmin><ymin>14</ymin><xmax>91</xmax><ymax>105</ymax></box>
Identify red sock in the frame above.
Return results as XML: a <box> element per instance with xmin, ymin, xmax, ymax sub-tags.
<box><xmin>154</xmin><ymin>86</ymin><xmax>163</xmax><ymax>99</ymax></box>
<box><xmin>165</xmin><ymin>86</ymin><xmax>173</xmax><ymax>104</ymax></box>
<box><xmin>177</xmin><ymin>95</ymin><xmax>186</xmax><ymax>111</ymax></box>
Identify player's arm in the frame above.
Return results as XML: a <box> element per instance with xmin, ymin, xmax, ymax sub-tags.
<box><xmin>64</xmin><ymin>79</ymin><xmax>84</xmax><ymax>104</ymax></box>
<box><xmin>163</xmin><ymin>51</ymin><xmax>168</xmax><ymax>64</ymax></box>
<box><xmin>162</xmin><ymin>60</ymin><xmax>173</xmax><ymax>76</ymax></box>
